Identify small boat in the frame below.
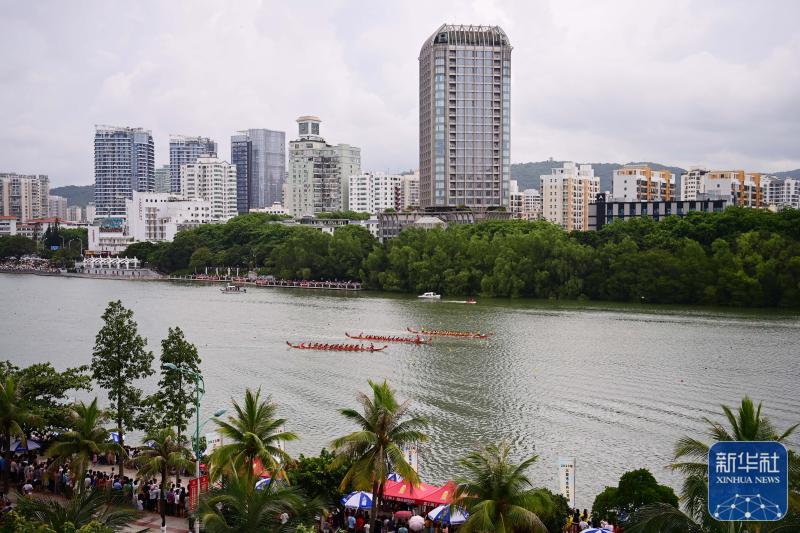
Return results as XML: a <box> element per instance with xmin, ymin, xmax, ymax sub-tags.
<box><xmin>407</xmin><ymin>327</ymin><xmax>490</xmax><ymax>339</ymax></box>
<box><xmin>345</xmin><ymin>332</ymin><xmax>430</xmax><ymax>345</ymax></box>
<box><xmin>418</xmin><ymin>292</ymin><xmax>441</xmax><ymax>299</ymax></box>
<box><xmin>285</xmin><ymin>341</ymin><xmax>388</xmax><ymax>352</ymax></box>
<box><xmin>465</xmin><ymin>298</ymin><xmax>477</xmax><ymax>305</ymax></box>
<box><xmin>220</xmin><ymin>284</ymin><xmax>246</xmax><ymax>293</ymax></box>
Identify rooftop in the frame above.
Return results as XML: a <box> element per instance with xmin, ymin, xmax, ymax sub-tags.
<box><xmin>426</xmin><ymin>24</ymin><xmax>511</xmax><ymax>48</ymax></box>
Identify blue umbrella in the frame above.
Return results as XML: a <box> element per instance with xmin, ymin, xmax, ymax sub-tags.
<box><xmin>255</xmin><ymin>477</ymin><xmax>271</xmax><ymax>490</ymax></box>
<box><xmin>427</xmin><ymin>504</ymin><xmax>468</xmax><ymax>525</ymax></box>
<box><xmin>341</xmin><ymin>491</ymin><xmax>373</xmax><ymax>509</ymax></box>
<box><xmin>9</xmin><ymin>440</ymin><xmax>41</xmax><ymax>453</ymax></box>
<box><xmin>582</xmin><ymin>529</ymin><xmax>612</xmax><ymax>533</ymax></box>
<box><xmin>109</xmin><ymin>432</ymin><xmax>123</xmax><ymax>444</ymax></box>
<box><xmin>387</xmin><ymin>472</ymin><xmax>403</xmax><ymax>481</ymax></box>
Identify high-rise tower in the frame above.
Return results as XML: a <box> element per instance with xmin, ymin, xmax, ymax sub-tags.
<box><xmin>94</xmin><ymin>125</ymin><xmax>154</xmax><ymax>217</ymax></box>
<box><xmin>419</xmin><ymin>24</ymin><xmax>512</xmax><ymax>209</ymax></box>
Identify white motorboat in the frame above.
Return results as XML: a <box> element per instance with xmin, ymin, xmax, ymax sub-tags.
<box><xmin>418</xmin><ymin>292</ymin><xmax>441</xmax><ymax>299</ymax></box>
<box><xmin>220</xmin><ymin>284</ymin><xmax>246</xmax><ymax>293</ymax></box>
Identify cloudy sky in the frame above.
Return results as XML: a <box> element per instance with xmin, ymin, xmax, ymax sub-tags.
<box><xmin>1</xmin><ymin>0</ymin><xmax>798</xmax><ymax>186</ymax></box>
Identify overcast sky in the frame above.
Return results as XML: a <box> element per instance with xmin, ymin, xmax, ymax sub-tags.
<box><xmin>1</xmin><ymin>0</ymin><xmax>798</xmax><ymax>186</ymax></box>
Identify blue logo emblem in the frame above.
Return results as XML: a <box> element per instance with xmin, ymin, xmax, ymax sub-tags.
<box><xmin>708</xmin><ymin>441</ymin><xmax>788</xmax><ymax>521</ymax></box>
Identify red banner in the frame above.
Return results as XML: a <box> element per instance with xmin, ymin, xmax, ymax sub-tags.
<box><xmin>188</xmin><ymin>475</ymin><xmax>209</xmax><ymax>511</ymax></box>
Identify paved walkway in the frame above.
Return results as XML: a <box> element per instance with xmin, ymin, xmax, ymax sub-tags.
<box><xmin>123</xmin><ymin>513</ymin><xmax>189</xmax><ymax>533</ymax></box>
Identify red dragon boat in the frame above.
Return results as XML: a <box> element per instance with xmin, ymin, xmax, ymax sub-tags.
<box><xmin>345</xmin><ymin>332</ymin><xmax>430</xmax><ymax>345</ymax></box>
<box><xmin>406</xmin><ymin>327</ymin><xmax>490</xmax><ymax>339</ymax></box>
<box><xmin>285</xmin><ymin>341</ymin><xmax>388</xmax><ymax>352</ymax></box>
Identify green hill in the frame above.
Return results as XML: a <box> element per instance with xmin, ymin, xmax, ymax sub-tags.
<box><xmin>50</xmin><ymin>185</ymin><xmax>94</xmax><ymax>206</ymax></box>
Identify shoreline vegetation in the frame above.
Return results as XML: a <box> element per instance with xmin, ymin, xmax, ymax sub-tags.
<box><xmin>121</xmin><ymin>207</ymin><xmax>800</xmax><ymax>308</ymax></box>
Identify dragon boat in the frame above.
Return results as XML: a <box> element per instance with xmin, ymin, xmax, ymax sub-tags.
<box><xmin>406</xmin><ymin>327</ymin><xmax>490</xmax><ymax>339</ymax></box>
<box><xmin>345</xmin><ymin>332</ymin><xmax>430</xmax><ymax>344</ymax></box>
<box><xmin>285</xmin><ymin>341</ymin><xmax>388</xmax><ymax>352</ymax></box>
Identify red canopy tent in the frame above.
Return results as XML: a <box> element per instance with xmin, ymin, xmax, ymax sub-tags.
<box><xmin>382</xmin><ymin>479</ymin><xmax>457</xmax><ymax>506</ymax></box>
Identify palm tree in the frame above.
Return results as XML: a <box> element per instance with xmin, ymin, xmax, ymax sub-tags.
<box><xmin>626</xmin><ymin>396</ymin><xmax>799</xmax><ymax>532</ymax></box>
<box><xmin>14</xmin><ymin>487</ymin><xmax>139</xmax><ymax>532</ymax></box>
<box><xmin>452</xmin><ymin>441</ymin><xmax>550</xmax><ymax>533</ymax></box>
<box><xmin>199</xmin><ymin>470</ymin><xmax>306</xmax><ymax>533</ymax></box>
<box><xmin>331</xmin><ymin>379</ymin><xmax>428</xmax><ymax>526</ymax></box>
<box><xmin>47</xmin><ymin>398</ymin><xmax>123</xmax><ymax>482</ymax></box>
<box><xmin>210</xmin><ymin>388</ymin><xmax>297</xmax><ymax>481</ymax></box>
<box><xmin>0</xmin><ymin>375</ymin><xmax>39</xmax><ymax>495</ymax></box>
<box><xmin>135</xmin><ymin>427</ymin><xmax>194</xmax><ymax>531</ymax></box>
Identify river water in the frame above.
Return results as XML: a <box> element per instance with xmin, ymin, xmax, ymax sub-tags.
<box><xmin>1</xmin><ymin>274</ymin><xmax>798</xmax><ymax>506</ymax></box>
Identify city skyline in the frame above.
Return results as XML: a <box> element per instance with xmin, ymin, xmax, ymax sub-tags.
<box><xmin>1</xmin><ymin>1</ymin><xmax>799</xmax><ymax>186</ymax></box>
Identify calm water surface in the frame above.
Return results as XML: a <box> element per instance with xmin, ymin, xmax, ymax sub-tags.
<box><xmin>1</xmin><ymin>274</ymin><xmax>799</xmax><ymax>506</ymax></box>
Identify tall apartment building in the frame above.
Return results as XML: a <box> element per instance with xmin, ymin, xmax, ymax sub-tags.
<box><xmin>66</xmin><ymin>205</ymin><xmax>83</xmax><ymax>223</ymax></box>
<box><xmin>48</xmin><ymin>195</ymin><xmax>68</xmax><ymax>219</ymax></box>
<box><xmin>0</xmin><ymin>173</ymin><xmax>50</xmax><ymax>222</ymax></box>
<box><xmin>285</xmin><ymin>116</ymin><xmax>361</xmax><ymax>217</ymax></box>
<box><xmin>680</xmin><ymin>169</ymin><xmax>770</xmax><ymax>208</ymax></box>
<box><xmin>84</xmin><ymin>203</ymin><xmax>96</xmax><ymax>223</ymax></box>
<box><xmin>125</xmin><ymin>191</ymin><xmax>212</xmax><ymax>242</ymax></box>
<box><xmin>766</xmin><ymin>178</ymin><xmax>800</xmax><ymax>209</ymax></box>
<box><xmin>180</xmin><ymin>156</ymin><xmax>237</xmax><ymax>222</ymax></box>
<box><xmin>419</xmin><ymin>24</ymin><xmax>512</xmax><ymax>208</ymax></box>
<box><xmin>94</xmin><ymin>125</ymin><xmax>154</xmax><ymax>217</ymax></box>
<box><xmin>396</xmin><ymin>172</ymin><xmax>420</xmax><ymax>210</ymax></box>
<box><xmin>349</xmin><ymin>172</ymin><xmax>402</xmax><ymax>214</ymax></box>
<box><xmin>169</xmin><ymin>135</ymin><xmax>217</xmax><ymax>194</ymax></box>
<box><xmin>230</xmin><ymin>128</ymin><xmax>286</xmax><ymax>213</ymax></box>
<box><xmin>154</xmin><ymin>164</ymin><xmax>171</xmax><ymax>193</ymax></box>
<box><xmin>509</xmin><ymin>180</ymin><xmax>542</xmax><ymax>220</ymax></box>
<box><xmin>612</xmin><ymin>165</ymin><xmax>676</xmax><ymax>202</ymax></box>
<box><xmin>540</xmin><ymin>162</ymin><xmax>599</xmax><ymax>231</ymax></box>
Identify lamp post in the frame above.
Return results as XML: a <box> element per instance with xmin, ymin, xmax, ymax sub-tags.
<box><xmin>163</xmin><ymin>363</ymin><xmax>225</xmax><ymax>533</ymax></box>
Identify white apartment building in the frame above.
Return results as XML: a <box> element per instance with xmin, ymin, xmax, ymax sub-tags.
<box><xmin>540</xmin><ymin>162</ymin><xmax>599</xmax><ymax>231</ymax></box>
<box><xmin>766</xmin><ymin>178</ymin><xmax>800</xmax><ymax>209</ymax></box>
<box><xmin>250</xmin><ymin>203</ymin><xmax>287</xmax><ymax>216</ymax></box>
<box><xmin>125</xmin><ymin>191</ymin><xmax>212</xmax><ymax>243</ymax></box>
<box><xmin>522</xmin><ymin>189</ymin><xmax>542</xmax><ymax>220</ymax></box>
<box><xmin>509</xmin><ymin>180</ymin><xmax>523</xmax><ymax>218</ymax></box>
<box><xmin>0</xmin><ymin>216</ymin><xmax>17</xmax><ymax>236</ymax></box>
<box><xmin>349</xmin><ymin>172</ymin><xmax>402</xmax><ymax>214</ymax></box>
<box><xmin>180</xmin><ymin>156</ymin><xmax>237</xmax><ymax>222</ymax></box>
<box><xmin>0</xmin><ymin>173</ymin><xmax>50</xmax><ymax>222</ymax></box>
<box><xmin>66</xmin><ymin>205</ymin><xmax>83</xmax><ymax>223</ymax></box>
<box><xmin>397</xmin><ymin>172</ymin><xmax>420</xmax><ymax>210</ymax></box>
<box><xmin>680</xmin><ymin>169</ymin><xmax>771</xmax><ymax>208</ymax></box>
<box><xmin>285</xmin><ymin>116</ymin><xmax>361</xmax><ymax>217</ymax></box>
<box><xmin>87</xmin><ymin>224</ymin><xmax>134</xmax><ymax>254</ymax></box>
<box><xmin>612</xmin><ymin>165</ymin><xmax>676</xmax><ymax>202</ymax></box>
<box><xmin>84</xmin><ymin>203</ymin><xmax>96</xmax><ymax>223</ymax></box>
<box><xmin>48</xmin><ymin>195</ymin><xmax>68</xmax><ymax>219</ymax></box>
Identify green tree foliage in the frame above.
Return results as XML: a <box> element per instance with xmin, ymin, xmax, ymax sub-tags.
<box><xmin>46</xmin><ymin>398</ymin><xmax>123</xmax><ymax>482</ymax></box>
<box><xmin>0</xmin><ymin>235</ymin><xmax>37</xmax><ymax>259</ymax></box>
<box><xmin>210</xmin><ymin>388</ymin><xmax>297</xmax><ymax>481</ymax></box>
<box><xmin>286</xmin><ymin>448</ymin><xmax>352</xmax><ymax>506</ymax></box>
<box><xmin>534</xmin><ymin>488</ymin><xmax>570</xmax><ymax>533</ymax></box>
<box><xmin>12</xmin><ymin>489</ymin><xmax>138</xmax><ymax>532</ymax></box>
<box><xmin>140</xmin><ymin>327</ymin><xmax>201</xmax><ymax>443</ymax></box>
<box><xmin>0</xmin><ymin>361</ymin><xmax>91</xmax><ymax>437</ymax></box>
<box><xmin>331</xmin><ymin>380</ymin><xmax>428</xmax><ymax>526</ymax></box>
<box><xmin>123</xmin><ymin>207</ymin><xmax>800</xmax><ymax>306</ymax></box>
<box><xmin>591</xmin><ymin>469</ymin><xmax>677</xmax><ymax>522</ymax></box>
<box><xmin>0</xmin><ymin>375</ymin><xmax>40</xmax><ymax>494</ymax></box>
<box><xmin>316</xmin><ymin>210</ymin><xmax>370</xmax><ymax>220</ymax></box>
<box><xmin>90</xmin><ymin>300</ymin><xmax>154</xmax><ymax>477</ymax></box>
<box><xmin>453</xmin><ymin>441</ymin><xmax>551</xmax><ymax>533</ymax></box>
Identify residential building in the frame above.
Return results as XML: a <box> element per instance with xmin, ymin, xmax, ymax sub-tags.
<box><xmin>285</xmin><ymin>116</ymin><xmax>361</xmax><ymax>217</ymax></box>
<box><xmin>180</xmin><ymin>156</ymin><xmax>237</xmax><ymax>222</ymax></box>
<box><xmin>0</xmin><ymin>173</ymin><xmax>50</xmax><ymax>222</ymax></box>
<box><xmin>419</xmin><ymin>24</ymin><xmax>512</xmax><ymax>209</ymax></box>
<box><xmin>48</xmin><ymin>195</ymin><xmax>68</xmax><ymax>219</ymax></box>
<box><xmin>509</xmin><ymin>180</ymin><xmax>523</xmax><ymax>218</ymax></box>
<box><xmin>0</xmin><ymin>216</ymin><xmax>17</xmax><ymax>236</ymax></box>
<box><xmin>125</xmin><ymin>191</ymin><xmax>212</xmax><ymax>242</ymax></box>
<box><xmin>589</xmin><ymin>193</ymin><xmax>731</xmax><ymax>231</ymax></box>
<box><xmin>250</xmin><ymin>203</ymin><xmax>287</xmax><ymax>216</ymax></box>
<box><xmin>349</xmin><ymin>172</ymin><xmax>402</xmax><ymax>214</ymax></box>
<box><xmin>540</xmin><ymin>162</ymin><xmax>599</xmax><ymax>231</ymax></box>
<box><xmin>523</xmin><ymin>189</ymin><xmax>542</xmax><ymax>220</ymax></box>
<box><xmin>169</xmin><ymin>135</ymin><xmax>217</xmax><ymax>194</ymax></box>
<box><xmin>66</xmin><ymin>205</ymin><xmax>82</xmax><ymax>223</ymax></box>
<box><xmin>766</xmin><ymin>178</ymin><xmax>800</xmax><ymax>209</ymax></box>
<box><xmin>230</xmin><ymin>128</ymin><xmax>286</xmax><ymax>213</ymax></box>
<box><xmin>612</xmin><ymin>165</ymin><xmax>676</xmax><ymax>202</ymax></box>
<box><xmin>680</xmin><ymin>169</ymin><xmax>770</xmax><ymax>208</ymax></box>
<box><xmin>84</xmin><ymin>203</ymin><xmax>96</xmax><ymax>223</ymax></box>
<box><xmin>397</xmin><ymin>172</ymin><xmax>420</xmax><ymax>209</ymax></box>
<box><xmin>378</xmin><ymin>208</ymin><xmax>512</xmax><ymax>241</ymax></box>
<box><xmin>154</xmin><ymin>164</ymin><xmax>171</xmax><ymax>193</ymax></box>
<box><xmin>87</xmin><ymin>218</ymin><xmax>134</xmax><ymax>254</ymax></box>
<box><xmin>94</xmin><ymin>125</ymin><xmax>154</xmax><ymax>217</ymax></box>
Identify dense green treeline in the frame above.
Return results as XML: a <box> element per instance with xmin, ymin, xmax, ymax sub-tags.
<box><xmin>122</xmin><ymin>208</ymin><xmax>800</xmax><ymax>307</ymax></box>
